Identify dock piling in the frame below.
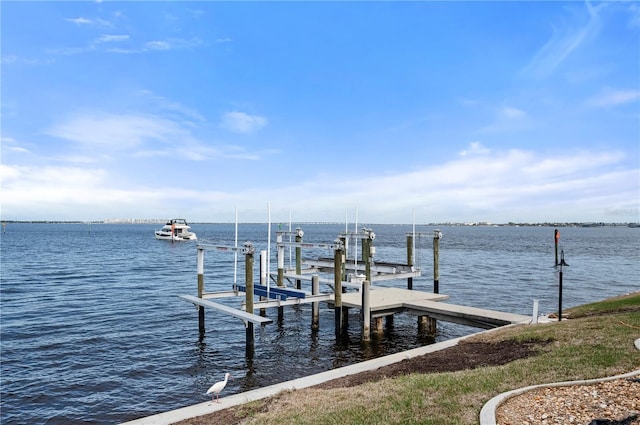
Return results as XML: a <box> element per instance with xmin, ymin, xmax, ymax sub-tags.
<box><xmin>295</xmin><ymin>228</ymin><xmax>303</xmax><ymax>289</ymax></box>
<box><xmin>433</xmin><ymin>229</ymin><xmax>442</xmax><ymax>294</ymax></box>
<box><xmin>361</xmin><ymin>280</ymin><xmax>371</xmax><ymax>342</ymax></box>
<box><xmin>244</xmin><ymin>242</ymin><xmax>256</xmax><ymax>356</ymax></box>
<box><xmin>407</xmin><ymin>234</ymin><xmax>414</xmax><ymax>290</ymax></box>
<box><xmin>197</xmin><ymin>247</ymin><xmax>205</xmax><ymax>335</ymax></box>
<box><xmin>334</xmin><ymin>239</ymin><xmax>345</xmax><ymax>337</ymax></box>
<box><xmin>276</xmin><ymin>233</ymin><xmax>285</xmax><ymax>321</ymax></box>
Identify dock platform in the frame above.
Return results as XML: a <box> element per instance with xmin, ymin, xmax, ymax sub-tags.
<box><xmin>332</xmin><ymin>287</ymin><xmax>530</xmax><ymax>328</ymax></box>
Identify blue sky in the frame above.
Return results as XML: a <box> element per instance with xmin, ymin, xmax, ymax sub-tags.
<box><xmin>1</xmin><ymin>1</ymin><xmax>639</xmax><ymax>224</ymax></box>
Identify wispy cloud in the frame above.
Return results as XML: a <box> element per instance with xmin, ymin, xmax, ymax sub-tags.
<box><xmin>220</xmin><ymin>112</ymin><xmax>268</xmax><ymax>134</ymax></box>
<box><xmin>42</xmin><ymin>109</ymin><xmax>268</xmax><ymax>162</ymax></box>
<box><xmin>459</xmin><ymin>141</ymin><xmax>490</xmax><ymax>157</ymax></box>
<box><xmin>65</xmin><ymin>16</ymin><xmax>112</xmax><ymax>27</ymax></box>
<box><xmin>65</xmin><ymin>17</ymin><xmax>92</xmax><ymax>25</ymax></box>
<box><xmin>520</xmin><ymin>2</ymin><xmax>604</xmax><ymax>79</ymax></box>
<box><xmin>478</xmin><ymin>105</ymin><xmax>530</xmax><ymax>134</ymax></box>
<box><xmin>587</xmin><ymin>88</ymin><xmax>640</xmax><ymax>108</ymax></box>
<box><xmin>96</xmin><ymin>34</ymin><xmax>129</xmax><ymax>43</ymax></box>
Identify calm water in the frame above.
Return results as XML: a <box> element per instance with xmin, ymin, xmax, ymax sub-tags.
<box><xmin>1</xmin><ymin>223</ymin><xmax>638</xmax><ymax>424</ymax></box>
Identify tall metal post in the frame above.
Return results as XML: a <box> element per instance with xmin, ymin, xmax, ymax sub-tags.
<box><xmin>558</xmin><ymin>250</ymin><xmax>569</xmax><ymax>321</ymax></box>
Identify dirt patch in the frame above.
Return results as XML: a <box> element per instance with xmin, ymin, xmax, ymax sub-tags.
<box><xmin>174</xmin><ymin>338</ymin><xmax>547</xmax><ymax>425</ymax></box>
<box><xmin>315</xmin><ymin>339</ymin><xmax>545</xmax><ymax>389</ymax></box>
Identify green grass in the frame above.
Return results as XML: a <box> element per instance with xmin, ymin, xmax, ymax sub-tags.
<box><xmin>561</xmin><ymin>292</ymin><xmax>640</xmax><ymax>318</ymax></box>
<box><xmin>190</xmin><ymin>293</ymin><xmax>640</xmax><ymax>425</ymax></box>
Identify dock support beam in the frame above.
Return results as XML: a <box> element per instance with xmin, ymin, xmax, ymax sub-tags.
<box><xmin>334</xmin><ymin>239</ymin><xmax>345</xmax><ymax>337</ymax></box>
<box><xmin>312</xmin><ymin>275</ymin><xmax>320</xmax><ymax>332</ymax></box>
<box><xmin>244</xmin><ymin>242</ymin><xmax>255</xmax><ymax>357</ymax></box>
<box><xmin>197</xmin><ymin>247</ymin><xmax>205</xmax><ymax>335</ymax></box>
<box><xmin>361</xmin><ymin>280</ymin><xmax>370</xmax><ymax>342</ymax></box>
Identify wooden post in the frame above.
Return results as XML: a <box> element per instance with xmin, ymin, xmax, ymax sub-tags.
<box><xmin>197</xmin><ymin>247</ymin><xmax>205</xmax><ymax>335</ymax></box>
<box><xmin>407</xmin><ymin>234</ymin><xmax>414</xmax><ymax>290</ymax></box>
<box><xmin>244</xmin><ymin>242</ymin><xmax>255</xmax><ymax>356</ymax></box>
<box><xmin>361</xmin><ymin>279</ymin><xmax>370</xmax><ymax>342</ymax></box>
<box><xmin>433</xmin><ymin>229</ymin><xmax>441</xmax><ymax>294</ymax></box>
<box><xmin>295</xmin><ymin>228</ymin><xmax>303</xmax><ymax>289</ymax></box>
<box><xmin>311</xmin><ymin>275</ymin><xmax>320</xmax><ymax>332</ymax></box>
<box><xmin>334</xmin><ymin>240</ymin><xmax>344</xmax><ymax>337</ymax></box>
<box><xmin>277</xmin><ymin>233</ymin><xmax>285</xmax><ymax>321</ymax></box>
<box><xmin>374</xmin><ymin>317</ymin><xmax>384</xmax><ymax>333</ymax></box>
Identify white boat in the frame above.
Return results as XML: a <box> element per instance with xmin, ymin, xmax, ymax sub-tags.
<box><xmin>155</xmin><ymin>219</ymin><xmax>197</xmax><ymax>241</ymax></box>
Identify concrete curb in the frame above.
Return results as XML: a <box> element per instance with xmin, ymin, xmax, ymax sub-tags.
<box><xmin>479</xmin><ymin>338</ymin><xmax>640</xmax><ymax>425</ymax></box>
<box><xmin>122</xmin><ymin>325</ymin><xmax>517</xmax><ymax>425</ymax></box>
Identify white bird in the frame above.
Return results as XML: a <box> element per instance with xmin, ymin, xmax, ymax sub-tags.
<box><xmin>206</xmin><ymin>372</ymin><xmax>233</xmax><ymax>403</ymax></box>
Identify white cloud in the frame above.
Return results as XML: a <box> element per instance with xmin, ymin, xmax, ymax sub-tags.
<box><xmin>41</xmin><ymin>110</ymin><xmax>268</xmax><ymax>162</ymax></box>
<box><xmin>1</xmin><ymin>146</ymin><xmax>636</xmax><ymax>223</ymax></box>
<box><xmin>501</xmin><ymin>106</ymin><xmax>526</xmax><ymax>119</ymax></box>
<box><xmin>459</xmin><ymin>142</ymin><xmax>490</xmax><ymax>157</ymax></box>
<box><xmin>97</xmin><ymin>34</ymin><xmax>130</xmax><ymax>43</ymax></box>
<box><xmin>587</xmin><ymin>88</ymin><xmax>640</xmax><ymax>108</ymax></box>
<box><xmin>145</xmin><ymin>41</ymin><xmax>171</xmax><ymax>51</ymax></box>
<box><xmin>220</xmin><ymin>112</ymin><xmax>268</xmax><ymax>134</ymax></box>
<box><xmin>520</xmin><ymin>2</ymin><xmax>604</xmax><ymax>78</ymax></box>
<box><xmin>65</xmin><ymin>17</ymin><xmax>92</xmax><ymax>25</ymax></box>
<box><xmin>478</xmin><ymin>105</ymin><xmax>530</xmax><ymax>134</ymax></box>
<box><xmin>45</xmin><ymin>113</ymin><xmax>182</xmax><ymax>149</ymax></box>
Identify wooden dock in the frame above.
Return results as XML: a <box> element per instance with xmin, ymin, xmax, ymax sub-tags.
<box><xmin>404</xmin><ymin>299</ymin><xmax>531</xmax><ymax>329</ymax></box>
<box><xmin>331</xmin><ymin>287</ymin><xmax>530</xmax><ymax>329</ymax></box>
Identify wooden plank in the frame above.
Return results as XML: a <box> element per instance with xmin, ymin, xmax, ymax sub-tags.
<box><xmin>179</xmin><ymin>295</ymin><xmax>272</xmax><ymax>325</ymax></box>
